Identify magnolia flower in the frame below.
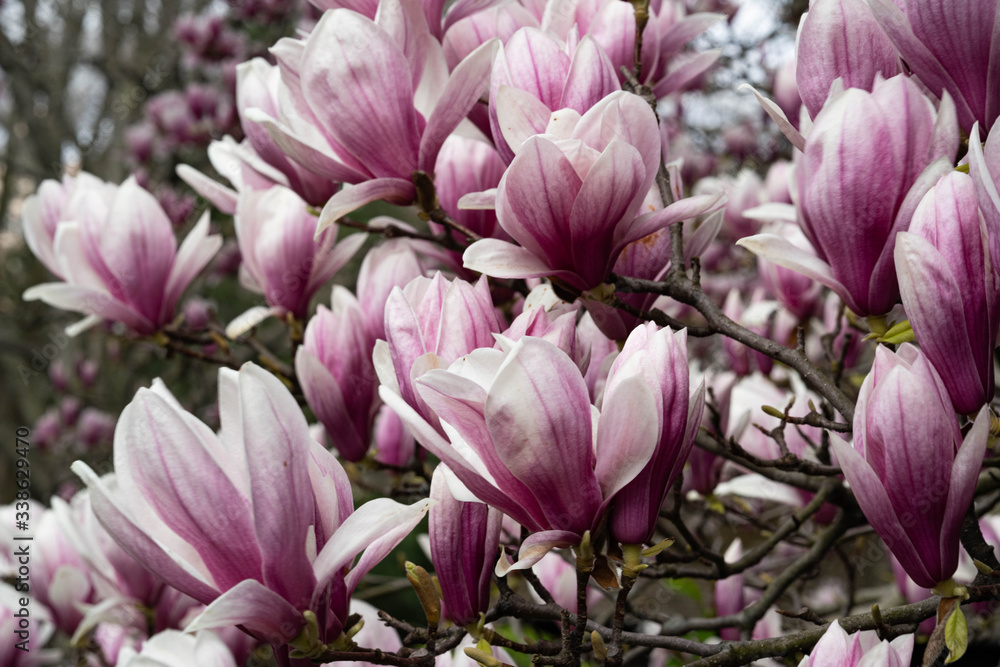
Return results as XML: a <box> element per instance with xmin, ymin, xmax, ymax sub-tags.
<box><xmin>442</xmin><ymin>2</ymin><xmax>539</xmax><ymax>69</ymax></box>
<box><xmin>488</xmin><ymin>27</ymin><xmax>620</xmax><ymax>162</ymax></box>
<box><xmin>605</xmin><ymin>323</ymin><xmax>704</xmax><ymax>546</ymax></box>
<box><xmin>355</xmin><ymin>228</ymin><xmax>447</xmax><ymax>341</ymax></box>
<box><xmin>739</xmin><ymin>75</ymin><xmax>958</xmax><ymax>317</ymax></box>
<box><xmin>177</xmin><ymin>58</ymin><xmax>340</xmax><ymax>212</ymax></box>
<box><xmin>429</xmin><ymin>467</ymin><xmax>502</xmax><ymax>626</ymax></box>
<box><xmin>434</xmin><ymin>135</ymin><xmax>507</xmax><ymax>240</ymax></box>
<box><xmin>375</xmin><ymin>273</ymin><xmax>501</xmax><ymax>426</ymax></box>
<box><xmin>795</xmin><ymin>0</ymin><xmax>898</xmax><ymax>118</ymax></box>
<box><xmin>72</xmin><ymin>363</ymin><xmax>432</xmax><ymax>650</ymax></box>
<box><xmin>242</xmin><ymin>0</ymin><xmax>498</xmax><ymax>232</ymax></box>
<box><xmin>22</xmin><ymin>172</ymin><xmax>116</xmax><ymax>278</ymax></box>
<box><xmin>868</xmin><ymin>0</ymin><xmax>1000</xmax><ymax>133</ymax></box>
<box><xmin>464</xmin><ymin>91</ymin><xmax>722</xmax><ymax>292</ymax></box>
<box><xmin>540</xmin><ymin>0</ymin><xmax>723</xmax><ymax>99</ymax></box>
<box><xmin>33</xmin><ymin>507</ymin><xmax>96</xmax><ymax>634</ymax></box>
<box><xmin>225</xmin><ymin>185</ymin><xmax>365</xmax><ymax>336</ymax></box>
<box><xmin>382</xmin><ymin>336</ymin><xmax>662</xmax><ymax>571</ymax></box>
<box><xmin>830</xmin><ymin>345</ymin><xmax>988</xmax><ymax>589</ymax></box>
<box><xmin>295</xmin><ymin>287</ymin><xmax>378</xmax><ymax>462</ymax></box>
<box><xmin>895</xmin><ymin>171</ymin><xmax>1000</xmax><ymax>414</ymax></box>
<box><xmin>797</xmin><ymin>620</ymin><xmax>913</xmax><ymax>667</ymax></box>
<box><xmin>23</xmin><ymin>177</ymin><xmax>222</xmax><ymax>336</ymax></box>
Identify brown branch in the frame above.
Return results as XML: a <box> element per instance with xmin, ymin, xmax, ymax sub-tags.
<box><xmin>611</xmin><ymin>273</ymin><xmax>856</xmax><ymax>423</ymax></box>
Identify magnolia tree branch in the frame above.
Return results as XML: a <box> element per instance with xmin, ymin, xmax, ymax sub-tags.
<box><xmin>611</xmin><ymin>273</ymin><xmax>857</xmax><ymax>423</ymax></box>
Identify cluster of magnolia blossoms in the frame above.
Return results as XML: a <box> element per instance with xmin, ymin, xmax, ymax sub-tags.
<box><xmin>734</xmin><ymin>0</ymin><xmax>1000</xmax><ymax>595</ymax></box>
<box><xmin>17</xmin><ymin>0</ymin><xmax>1000</xmax><ymax>662</ymax></box>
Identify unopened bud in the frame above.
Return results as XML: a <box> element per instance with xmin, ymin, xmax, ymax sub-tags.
<box><xmin>345</xmin><ymin>618</ymin><xmax>365</xmax><ymax>640</ymax></box>
<box><xmin>761</xmin><ymin>405</ymin><xmax>785</xmax><ymax>419</ymax></box>
<box><xmin>576</xmin><ymin>530</ymin><xmax>594</xmax><ymax>572</ymax></box>
<box><xmin>406</xmin><ymin>561</ymin><xmax>441</xmax><ymax>627</ymax></box>
<box><xmin>591</xmin><ymin>631</ymin><xmax>608</xmax><ymax>660</ymax></box>
<box><xmin>640</xmin><ymin>537</ymin><xmax>674</xmax><ymax>559</ymax></box>
<box><xmin>464</xmin><ymin>647</ymin><xmax>502</xmax><ymax>667</ymax></box>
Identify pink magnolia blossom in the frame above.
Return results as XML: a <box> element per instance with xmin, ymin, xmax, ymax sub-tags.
<box><xmin>464</xmin><ymin>91</ymin><xmax>721</xmax><ymax>292</ymax></box>
<box><xmin>797</xmin><ymin>620</ymin><xmax>913</xmax><ymax>667</ymax></box>
<box><xmin>830</xmin><ymin>345</ymin><xmax>988</xmax><ymax>589</ymax></box>
<box><xmin>895</xmin><ymin>171</ymin><xmax>1000</xmax><ymax>414</ymax></box>
<box><xmin>488</xmin><ymin>27</ymin><xmax>620</xmax><ymax>162</ymax></box>
<box><xmin>23</xmin><ymin>177</ymin><xmax>222</xmax><ymax>336</ymax></box>
<box><xmin>374</xmin><ymin>273</ymin><xmax>501</xmax><ymax>426</ymax></box>
<box><xmin>868</xmin><ymin>0</ymin><xmax>1000</xmax><ymax>133</ymax></box>
<box><xmin>429</xmin><ymin>467</ymin><xmax>502</xmax><ymax>626</ymax></box>
<box><xmin>178</xmin><ymin>58</ymin><xmax>340</xmax><ymax>212</ymax></box>
<box><xmin>739</xmin><ymin>75</ymin><xmax>958</xmax><ymax>317</ymax></box>
<box><xmin>355</xmin><ymin>229</ymin><xmax>447</xmax><ymax>341</ymax></box>
<box><xmin>295</xmin><ymin>287</ymin><xmax>379</xmax><ymax>462</ymax></box>
<box><xmin>541</xmin><ymin>0</ymin><xmax>723</xmax><ymax>99</ymax></box>
<box><xmin>605</xmin><ymin>323</ymin><xmax>704</xmax><ymax>545</ymax></box>
<box><xmin>241</xmin><ymin>0</ymin><xmax>498</xmax><ymax>232</ymax></box>
<box><xmin>382</xmin><ymin>336</ymin><xmax>664</xmax><ymax>571</ymax></box>
<box><xmin>228</xmin><ymin>185</ymin><xmax>365</xmax><ymax>327</ymax></box>
<box><xmin>795</xmin><ymin>0</ymin><xmax>898</xmax><ymax>118</ymax></box>
<box><xmin>22</xmin><ymin>172</ymin><xmax>115</xmax><ymax>278</ymax></box>
<box><xmin>72</xmin><ymin>363</ymin><xmax>432</xmax><ymax>649</ymax></box>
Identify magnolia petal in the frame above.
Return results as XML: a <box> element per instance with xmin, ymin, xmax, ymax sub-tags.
<box><xmin>313</xmin><ymin>497</ymin><xmax>433</xmax><ymax>597</ymax></box>
<box><xmin>615</xmin><ymin>192</ymin><xmax>726</xmax><ymax>256</ymax></box>
<box><xmin>457</xmin><ymin>188</ymin><xmax>498</xmax><ymax>210</ymax></box>
<box><xmin>894</xmin><ymin>232</ymin><xmax>981</xmax><ymax>413</ymax></box>
<box><xmin>561</xmin><ymin>36</ymin><xmax>620</xmax><ymax>113</ymax></box>
<box><xmin>295</xmin><ymin>348</ymin><xmax>368</xmax><ymax>462</ymax></box>
<box><xmin>237</xmin><ymin>364</ymin><xmax>318</xmax><ymax>607</ymax></box>
<box><xmin>71</xmin><ymin>461</ymin><xmax>220</xmax><ymax>604</ymax></box>
<box><xmin>494</xmin><ymin>530</ymin><xmax>578</xmax><ymax>575</ymax></box>
<box><xmin>495</xmin><ymin>84</ymin><xmax>557</xmax><ymax>157</ymax></box>
<box><xmin>316</xmin><ymin>178</ymin><xmax>416</xmax><ymax>237</ymax></box>
<box><xmin>243</xmin><ymin>108</ymin><xmax>367</xmax><ymax>184</ymax></box>
<box><xmin>866</xmin><ymin>0</ymin><xmax>978</xmax><ymax>129</ymax></box>
<box><xmin>463</xmin><ymin>238</ymin><xmax>557</xmax><ymax>278</ymax></box>
<box><xmin>417</xmin><ymin>370</ymin><xmax>549</xmax><ymax>524</ymax></box>
<box><xmin>65</xmin><ymin>314</ymin><xmax>103</xmax><ymax>337</ymax></box>
<box><xmin>116</xmin><ymin>389</ymin><xmax>265</xmax><ymax>590</ymax></box>
<box><xmin>829</xmin><ymin>434</ymin><xmax>935</xmax><ymax>587</ymax></box>
<box><xmin>651</xmin><ymin>49</ymin><xmax>721</xmax><ymax>99</ymax></box>
<box><xmin>737</xmin><ymin>233</ymin><xmax>854</xmax><ymax>311</ymax></box>
<box><xmin>739</xmin><ymin>83</ymin><xmax>806</xmax><ymax>152</ymax></box>
<box><xmin>302</xmin><ymin>10</ymin><xmax>421</xmax><ymax>178</ymax></box>
<box><xmin>164</xmin><ymin>211</ymin><xmax>223</xmax><ymax>315</ymax></box>
<box><xmin>225</xmin><ymin>305</ymin><xmax>283</xmax><ymax>339</ymax></box>
<box><xmin>419</xmin><ymin>39</ymin><xmax>500</xmax><ymax>171</ymax></box>
<box><xmin>684</xmin><ymin>209</ymin><xmax>725</xmax><ymax>263</ymax></box>
<box><xmin>23</xmin><ymin>283</ymin><xmax>148</xmax><ymax>333</ymax></box>
<box><xmin>593</xmin><ymin>374</ymin><xmax>659</xmax><ymax>502</ymax></box>
<box><xmin>343</xmin><ymin>497</ymin><xmax>435</xmax><ymax>594</ymax></box>
<box><xmin>939</xmin><ymin>408</ymin><xmax>989</xmax><ymax>575</ymax></box>
<box><xmin>485</xmin><ymin>338</ymin><xmax>603</xmax><ymax>533</ymax></box>
<box><xmin>176</xmin><ymin>165</ymin><xmax>238</xmax><ymax>215</ymax></box>
<box><xmin>184</xmin><ymin>579</ymin><xmax>305</xmax><ymax>645</ymax></box>
<box><xmin>742</xmin><ymin>202</ymin><xmax>797</xmax><ymax>223</ymax></box>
